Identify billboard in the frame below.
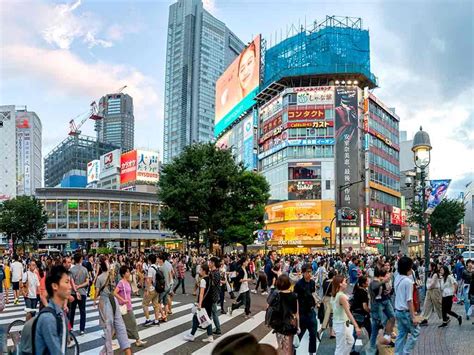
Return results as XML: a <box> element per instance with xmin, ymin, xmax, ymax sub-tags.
<box><xmin>215</xmin><ymin>35</ymin><xmax>261</xmax><ymax>137</ymax></box>
<box><xmin>260</xmin><ymin>96</ymin><xmax>283</xmax><ymax>123</ymax></box>
<box><xmin>136</xmin><ymin>150</ymin><xmax>159</xmax><ymax>183</ymax></box>
<box><xmin>120</xmin><ymin>150</ymin><xmax>137</xmax><ymax>184</ymax></box>
<box><xmin>288</xmin><ymin>180</ymin><xmax>322</xmax><ymax>200</ymax></box>
<box><xmin>87</xmin><ymin>160</ymin><xmax>100</xmax><ymax>184</ymax></box>
<box><xmin>426</xmin><ymin>179</ymin><xmax>451</xmax><ymax>214</ymax></box>
<box><xmin>335</xmin><ymin>87</ymin><xmax>360</xmax><ymax>226</ymax></box>
<box><xmin>288</xmin><ymin>109</ymin><xmax>325</xmax><ymax>120</ymax></box>
<box><xmin>391</xmin><ymin>206</ymin><xmax>402</xmax><ymax>225</ymax></box>
<box><xmin>100</xmin><ymin>149</ymin><xmax>121</xmax><ymax>179</ymax></box>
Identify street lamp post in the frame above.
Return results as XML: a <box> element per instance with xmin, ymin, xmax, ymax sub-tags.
<box><xmin>337</xmin><ymin>179</ymin><xmax>365</xmax><ymax>255</ymax></box>
<box><xmin>412</xmin><ymin>126</ymin><xmax>432</xmax><ymax>291</ymax></box>
<box><xmin>188</xmin><ymin>216</ymin><xmax>199</xmax><ymax>253</ymax></box>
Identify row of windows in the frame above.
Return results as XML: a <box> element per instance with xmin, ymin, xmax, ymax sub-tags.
<box><xmin>369</xmin><ymin>152</ymin><xmax>400</xmax><ymax>176</ymax></box>
<box><xmin>370</xmin><ymin>135</ymin><xmax>400</xmax><ymax>159</ymax></box>
<box><xmin>369</xmin><ymin>102</ymin><xmax>399</xmax><ymax>131</ymax></box>
<box><xmin>370</xmin><ymin>169</ymin><xmax>400</xmax><ymax>192</ymax></box>
<box><xmin>370</xmin><ymin>189</ymin><xmax>401</xmax><ymax>208</ymax></box>
<box><xmin>370</xmin><ymin>119</ymin><xmax>399</xmax><ymax>146</ymax></box>
<box><xmin>261</xmin><ymin>146</ymin><xmax>334</xmax><ymax>169</ymax></box>
<box><xmin>42</xmin><ymin>200</ymin><xmax>160</xmax><ymax>231</ymax></box>
<box><xmin>288</xmin><ymin>127</ymin><xmax>334</xmax><ymax>138</ymax></box>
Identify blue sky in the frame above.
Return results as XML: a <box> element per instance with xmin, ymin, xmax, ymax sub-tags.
<box><xmin>0</xmin><ymin>0</ymin><xmax>472</xmax><ymax>195</ymax></box>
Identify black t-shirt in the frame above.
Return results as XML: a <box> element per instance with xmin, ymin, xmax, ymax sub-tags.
<box><xmin>279</xmin><ymin>291</ymin><xmax>298</xmax><ymax>315</ymax></box>
<box><xmin>294</xmin><ymin>278</ymin><xmax>316</xmax><ymax>313</ymax></box>
<box><xmin>351</xmin><ymin>287</ymin><xmax>369</xmax><ymax>315</ymax></box>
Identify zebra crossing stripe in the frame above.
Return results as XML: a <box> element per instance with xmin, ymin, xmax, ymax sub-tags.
<box><xmin>193</xmin><ymin>311</ymin><xmax>266</xmax><ymax>354</ymax></box>
<box><xmin>135</xmin><ymin>309</ymin><xmax>245</xmax><ymax>354</ymax></box>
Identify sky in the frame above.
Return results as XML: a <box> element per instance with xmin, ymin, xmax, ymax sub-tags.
<box><xmin>0</xmin><ymin>0</ymin><xmax>473</xmax><ymax>196</ymax></box>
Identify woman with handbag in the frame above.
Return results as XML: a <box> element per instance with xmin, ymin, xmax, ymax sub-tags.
<box><xmin>330</xmin><ymin>275</ymin><xmax>362</xmax><ymax>355</ymax></box>
<box><xmin>438</xmin><ymin>265</ymin><xmax>462</xmax><ymax>328</ymax></box>
<box><xmin>184</xmin><ymin>263</ymin><xmax>215</xmax><ymax>343</ymax></box>
<box><xmin>94</xmin><ymin>259</ymin><xmax>131</xmax><ymax>355</ymax></box>
<box><xmin>272</xmin><ymin>274</ymin><xmax>299</xmax><ymax>355</ymax></box>
<box><xmin>114</xmin><ymin>265</ymin><xmax>147</xmax><ymax>347</ymax></box>
<box><xmin>420</xmin><ymin>262</ymin><xmax>443</xmax><ymax>325</ymax></box>
<box><xmin>319</xmin><ymin>270</ymin><xmax>336</xmax><ymax>339</ymax></box>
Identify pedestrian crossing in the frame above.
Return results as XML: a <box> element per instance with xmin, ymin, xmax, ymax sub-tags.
<box><xmin>0</xmin><ymin>296</ymin><xmax>325</xmax><ymax>354</ymax></box>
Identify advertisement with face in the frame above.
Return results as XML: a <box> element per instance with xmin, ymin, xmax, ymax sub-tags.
<box><xmin>335</xmin><ymin>87</ymin><xmax>360</xmax><ymax>226</ymax></box>
<box><xmin>215</xmin><ymin>35</ymin><xmax>261</xmax><ymax>137</ymax></box>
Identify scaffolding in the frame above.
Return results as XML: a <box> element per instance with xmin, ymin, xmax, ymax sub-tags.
<box><xmin>263</xmin><ymin>15</ymin><xmax>377</xmax><ymax>88</ymax></box>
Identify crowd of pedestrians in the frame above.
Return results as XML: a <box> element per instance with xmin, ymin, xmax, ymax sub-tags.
<box><xmin>0</xmin><ymin>250</ymin><xmax>472</xmax><ymax>354</ymax></box>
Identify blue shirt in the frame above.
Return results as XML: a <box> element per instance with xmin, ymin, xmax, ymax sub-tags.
<box><xmin>349</xmin><ymin>264</ymin><xmax>359</xmax><ymax>284</ymax></box>
<box><xmin>455</xmin><ymin>261</ymin><xmax>464</xmax><ymax>281</ymax></box>
<box><xmin>35</xmin><ymin>300</ymin><xmax>68</xmax><ymax>355</ymax></box>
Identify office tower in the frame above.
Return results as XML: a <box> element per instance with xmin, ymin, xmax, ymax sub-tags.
<box><xmin>97</xmin><ymin>93</ymin><xmax>134</xmax><ymax>151</ymax></box>
<box><xmin>163</xmin><ymin>0</ymin><xmax>245</xmax><ymax>163</ymax></box>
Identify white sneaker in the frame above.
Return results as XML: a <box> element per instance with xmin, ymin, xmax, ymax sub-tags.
<box><xmin>202</xmin><ymin>336</ymin><xmax>214</xmax><ymax>343</ymax></box>
<box><xmin>227</xmin><ymin>306</ymin><xmax>233</xmax><ymax>316</ymax></box>
<box><xmin>261</xmin><ymin>291</ymin><xmax>268</xmax><ymax>296</ymax></box>
<box><xmin>183</xmin><ymin>333</ymin><xmax>195</xmax><ymax>342</ymax></box>
<box><xmin>250</xmin><ymin>289</ymin><xmax>257</xmax><ymax>294</ymax></box>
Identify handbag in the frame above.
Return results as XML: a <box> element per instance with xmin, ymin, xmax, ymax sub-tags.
<box><xmin>119</xmin><ymin>304</ymin><xmax>128</xmax><ymax>315</ymax></box>
<box><xmin>293</xmin><ymin>334</ymin><xmax>300</xmax><ymax>348</ymax></box>
<box><xmin>196</xmin><ymin>308</ymin><xmax>212</xmax><ymax>328</ymax></box>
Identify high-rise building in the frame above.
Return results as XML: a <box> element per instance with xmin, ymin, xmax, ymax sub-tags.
<box><xmin>163</xmin><ymin>0</ymin><xmax>245</xmax><ymax>163</ymax></box>
<box><xmin>44</xmin><ymin>135</ymin><xmax>118</xmax><ymax>188</ymax></box>
<box><xmin>0</xmin><ymin>105</ymin><xmax>17</xmax><ymax>201</ymax></box>
<box><xmin>0</xmin><ymin>105</ymin><xmax>42</xmax><ymax>200</ymax></box>
<box><xmin>15</xmin><ymin>107</ymin><xmax>42</xmax><ymax>196</ymax></box>
<box><xmin>96</xmin><ymin>93</ymin><xmax>134</xmax><ymax>152</ymax></box>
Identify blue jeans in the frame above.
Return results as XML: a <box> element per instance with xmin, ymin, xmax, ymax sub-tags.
<box><xmin>395</xmin><ymin>310</ymin><xmax>420</xmax><ymax>355</ymax></box>
<box><xmin>462</xmin><ymin>284</ymin><xmax>471</xmax><ymax>316</ymax></box>
<box><xmin>211</xmin><ymin>303</ymin><xmax>221</xmax><ymax>333</ymax></box>
<box><xmin>369</xmin><ymin>299</ymin><xmax>394</xmax><ymax>347</ymax></box>
<box><xmin>191</xmin><ymin>310</ymin><xmax>212</xmax><ymax>336</ymax></box>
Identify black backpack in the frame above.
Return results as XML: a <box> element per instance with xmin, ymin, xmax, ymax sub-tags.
<box><xmin>19</xmin><ymin>306</ymin><xmax>63</xmax><ymax>355</ymax></box>
<box><xmin>151</xmin><ymin>266</ymin><xmax>166</xmax><ymax>293</ymax></box>
<box><xmin>265</xmin><ymin>291</ymin><xmax>281</xmax><ymax>328</ymax></box>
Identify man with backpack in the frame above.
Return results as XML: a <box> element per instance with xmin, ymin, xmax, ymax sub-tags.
<box><xmin>157</xmin><ymin>253</ymin><xmax>173</xmax><ymax>321</ymax></box>
<box><xmin>21</xmin><ymin>265</ymin><xmax>71</xmax><ymax>354</ymax></box>
<box><xmin>142</xmin><ymin>254</ymin><xmax>161</xmax><ymax>326</ymax></box>
<box><xmin>209</xmin><ymin>257</ymin><xmax>222</xmax><ymax>335</ymax></box>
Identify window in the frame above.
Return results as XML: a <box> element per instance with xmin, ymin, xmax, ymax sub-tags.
<box><xmin>79</xmin><ymin>201</ymin><xmax>88</xmax><ymax>229</ymax></box>
<box><xmin>121</xmin><ymin>202</ymin><xmax>130</xmax><ymax>229</ymax></box>
<box><xmin>90</xmin><ymin>201</ymin><xmax>99</xmax><ymax>229</ymax></box>
<box><xmin>68</xmin><ymin>200</ymin><xmax>78</xmax><ymax>229</ymax></box>
<box><xmin>326</xmin><ymin>180</ymin><xmax>331</xmax><ymax>190</ymax></box>
<box><xmin>141</xmin><ymin>204</ymin><xmax>150</xmax><ymax>230</ymax></box>
<box><xmin>110</xmin><ymin>202</ymin><xmax>120</xmax><ymax>229</ymax></box>
<box><xmin>100</xmin><ymin>202</ymin><xmax>109</xmax><ymax>229</ymax></box>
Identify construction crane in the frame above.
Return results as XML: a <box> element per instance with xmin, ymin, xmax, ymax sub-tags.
<box><xmin>68</xmin><ymin>101</ymin><xmax>103</xmax><ymax>136</ymax></box>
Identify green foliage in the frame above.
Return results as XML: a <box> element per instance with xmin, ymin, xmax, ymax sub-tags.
<box><xmin>429</xmin><ymin>199</ymin><xmax>465</xmax><ymax>238</ymax></box>
<box><xmin>407</xmin><ymin>200</ymin><xmax>424</xmax><ymax>226</ymax></box>
<box><xmin>158</xmin><ymin>143</ymin><xmax>270</xmax><ymax>249</ymax></box>
<box><xmin>91</xmin><ymin>247</ymin><xmax>114</xmax><ymax>255</ymax></box>
<box><xmin>0</xmin><ymin>196</ymin><xmax>48</xmax><ymax>251</ymax></box>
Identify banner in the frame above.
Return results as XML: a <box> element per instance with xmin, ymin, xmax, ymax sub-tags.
<box><xmin>426</xmin><ymin>179</ymin><xmax>451</xmax><ymax>214</ymax></box>
<box><xmin>288</xmin><ymin>109</ymin><xmax>325</xmax><ymax>120</ymax></box>
<box><xmin>335</xmin><ymin>87</ymin><xmax>360</xmax><ymax>226</ymax></box>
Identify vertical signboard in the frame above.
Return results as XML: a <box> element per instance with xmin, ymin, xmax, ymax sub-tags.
<box><xmin>136</xmin><ymin>150</ymin><xmax>160</xmax><ymax>183</ymax></box>
<box><xmin>242</xmin><ymin>114</ymin><xmax>254</xmax><ymax>169</ymax></box>
<box><xmin>87</xmin><ymin>160</ymin><xmax>100</xmax><ymax>184</ymax></box>
<box><xmin>120</xmin><ymin>150</ymin><xmax>137</xmax><ymax>184</ymax></box>
<box><xmin>335</xmin><ymin>87</ymin><xmax>360</xmax><ymax>226</ymax></box>
<box><xmin>23</xmin><ymin>132</ymin><xmax>31</xmax><ymax>195</ymax></box>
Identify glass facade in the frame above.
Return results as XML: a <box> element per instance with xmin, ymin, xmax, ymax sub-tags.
<box><xmin>40</xmin><ymin>198</ymin><xmax>161</xmax><ymax>232</ymax></box>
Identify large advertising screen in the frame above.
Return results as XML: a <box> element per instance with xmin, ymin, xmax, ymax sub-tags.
<box><xmin>215</xmin><ymin>35</ymin><xmax>261</xmax><ymax>137</ymax></box>
<box><xmin>136</xmin><ymin>150</ymin><xmax>159</xmax><ymax>183</ymax></box>
<box><xmin>87</xmin><ymin>160</ymin><xmax>100</xmax><ymax>184</ymax></box>
<box><xmin>335</xmin><ymin>87</ymin><xmax>360</xmax><ymax>226</ymax></box>
<box><xmin>120</xmin><ymin>150</ymin><xmax>137</xmax><ymax>185</ymax></box>
<box><xmin>100</xmin><ymin>149</ymin><xmax>121</xmax><ymax>179</ymax></box>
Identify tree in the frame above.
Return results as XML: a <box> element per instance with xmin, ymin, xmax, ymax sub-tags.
<box><xmin>407</xmin><ymin>200</ymin><xmax>424</xmax><ymax>226</ymax></box>
<box><xmin>158</xmin><ymin>143</ymin><xmax>270</xmax><ymax>252</ymax></box>
<box><xmin>429</xmin><ymin>199</ymin><xmax>465</xmax><ymax>239</ymax></box>
<box><xmin>221</xmin><ymin>171</ymin><xmax>270</xmax><ymax>253</ymax></box>
<box><xmin>0</xmin><ymin>196</ymin><xmax>48</xmax><ymax>252</ymax></box>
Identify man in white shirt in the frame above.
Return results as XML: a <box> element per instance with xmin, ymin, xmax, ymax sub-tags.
<box><xmin>142</xmin><ymin>254</ymin><xmax>160</xmax><ymax>326</ymax></box>
<box><xmin>22</xmin><ymin>259</ymin><xmax>40</xmax><ymax>318</ymax></box>
<box><xmin>11</xmin><ymin>255</ymin><xmax>24</xmax><ymax>304</ymax></box>
<box><xmin>394</xmin><ymin>256</ymin><xmax>420</xmax><ymax>355</ymax></box>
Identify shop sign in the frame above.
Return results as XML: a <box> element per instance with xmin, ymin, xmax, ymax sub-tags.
<box><xmin>295</xmin><ymin>181</ymin><xmax>314</xmax><ymax>190</ymax></box>
<box><xmin>366</xmin><ymin>237</ymin><xmax>381</xmax><ymax>245</ymax></box>
<box><xmin>287</xmin><ymin>121</ymin><xmax>333</xmax><ymax>129</ymax></box>
<box><xmin>288</xmin><ymin>138</ymin><xmax>335</xmax><ymax>146</ymax></box>
<box><xmin>371</xmin><ymin>218</ymin><xmax>383</xmax><ymax>226</ymax></box>
<box><xmin>392</xmin><ymin>231</ymin><xmax>402</xmax><ymax>240</ymax></box>
<box><xmin>277</xmin><ymin>240</ymin><xmax>303</xmax><ymax>245</ymax></box>
<box><xmin>262</xmin><ymin>115</ymin><xmax>283</xmax><ymax>134</ymax></box>
<box><xmin>288</xmin><ymin>109</ymin><xmax>325</xmax><ymax>120</ymax></box>
<box><xmin>294</xmin><ymin>86</ymin><xmax>334</xmax><ymax>105</ymax></box>
<box><xmin>391</xmin><ymin>206</ymin><xmax>402</xmax><ymax>225</ymax></box>
<box><xmin>260</xmin><ymin>96</ymin><xmax>283</xmax><ymax>122</ymax></box>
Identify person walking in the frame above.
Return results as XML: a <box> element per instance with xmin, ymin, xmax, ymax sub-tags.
<box><xmin>22</xmin><ymin>259</ymin><xmax>40</xmax><ymax>319</ymax></box>
<box><xmin>11</xmin><ymin>255</ymin><xmax>23</xmax><ymax>305</ymax></box>
<box><xmin>228</xmin><ymin>257</ymin><xmax>252</xmax><ymax>318</ymax></box>
<box><xmin>173</xmin><ymin>256</ymin><xmax>186</xmax><ymax>295</ymax></box>
<box><xmin>393</xmin><ymin>256</ymin><xmax>420</xmax><ymax>354</ymax></box>
<box><xmin>420</xmin><ymin>262</ymin><xmax>443</xmax><ymax>325</ymax></box>
<box><xmin>34</xmin><ymin>265</ymin><xmax>71</xmax><ymax>354</ymax></box>
<box><xmin>183</xmin><ymin>263</ymin><xmax>215</xmax><ymax>343</ymax></box>
<box><xmin>319</xmin><ymin>270</ymin><xmax>336</xmax><ymax>339</ymax></box>
<box><xmin>294</xmin><ymin>264</ymin><xmax>318</xmax><ymax>355</ymax></box>
<box><xmin>114</xmin><ymin>265</ymin><xmax>147</xmax><ymax>347</ymax></box>
<box><xmin>350</xmin><ymin>276</ymin><xmax>371</xmax><ymax>354</ymax></box>
<box><xmin>330</xmin><ymin>275</ymin><xmax>361</xmax><ymax>355</ymax></box>
<box><xmin>69</xmin><ymin>254</ymin><xmax>89</xmax><ymax>335</ymax></box>
<box><xmin>142</xmin><ymin>254</ymin><xmax>161</xmax><ymax>326</ymax></box>
<box><xmin>270</xmin><ymin>274</ymin><xmax>299</xmax><ymax>355</ymax></box>
<box><xmin>0</xmin><ymin>260</ymin><xmax>6</xmax><ymax>312</ymax></box>
<box><xmin>438</xmin><ymin>265</ymin><xmax>462</xmax><ymax>327</ymax></box>
<box><xmin>94</xmin><ymin>259</ymin><xmax>131</xmax><ymax>355</ymax></box>
<box><xmin>208</xmin><ymin>257</ymin><xmax>222</xmax><ymax>335</ymax></box>
<box><xmin>157</xmin><ymin>252</ymin><xmax>174</xmax><ymax>320</ymax></box>
<box><xmin>461</xmin><ymin>260</ymin><xmax>473</xmax><ymax>320</ymax></box>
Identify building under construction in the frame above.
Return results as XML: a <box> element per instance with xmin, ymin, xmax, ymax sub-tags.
<box><xmin>44</xmin><ymin>135</ymin><xmax>118</xmax><ymax>187</ymax></box>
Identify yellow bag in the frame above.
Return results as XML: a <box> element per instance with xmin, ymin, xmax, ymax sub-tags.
<box><xmin>90</xmin><ymin>283</ymin><xmax>96</xmax><ymax>299</ymax></box>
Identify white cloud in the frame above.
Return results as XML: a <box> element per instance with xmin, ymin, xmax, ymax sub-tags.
<box><xmin>202</xmin><ymin>0</ymin><xmax>217</xmax><ymax>14</ymax></box>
